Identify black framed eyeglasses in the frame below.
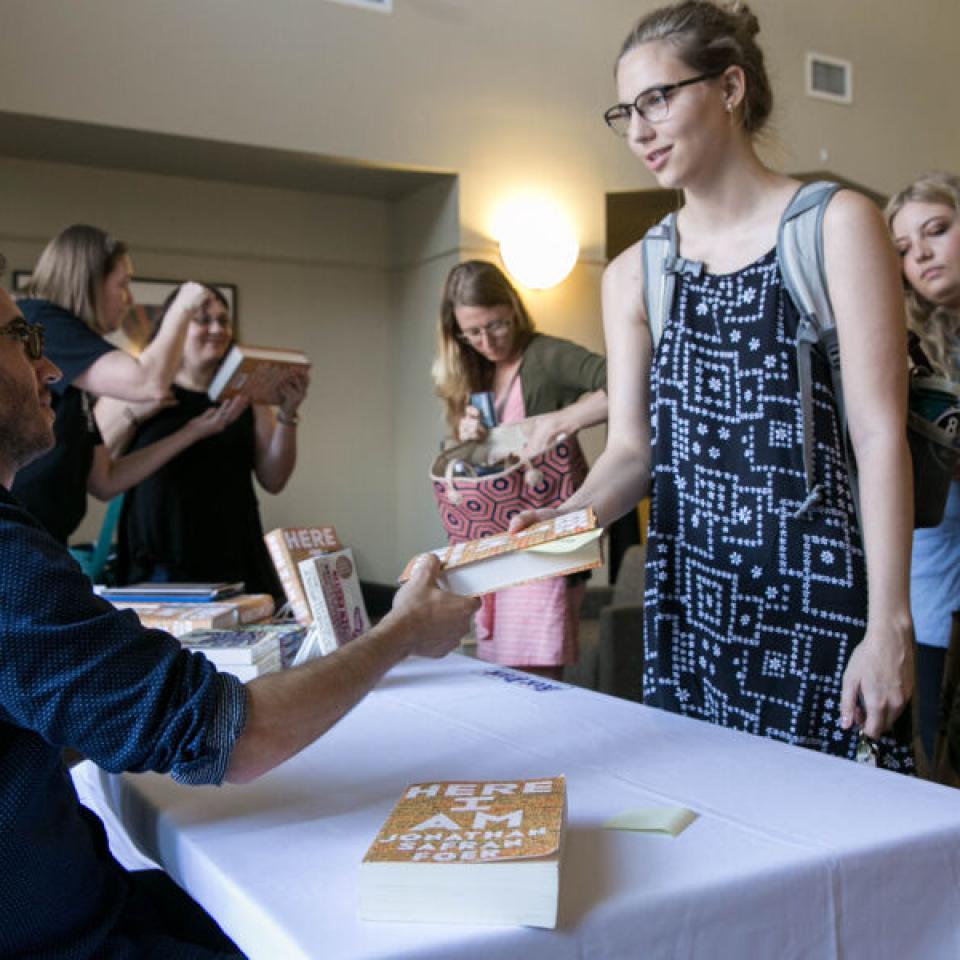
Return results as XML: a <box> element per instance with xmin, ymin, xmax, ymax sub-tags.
<box><xmin>603</xmin><ymin>71</ymin><xmax>724</xmax><ymax>136</ymax></box>
<box><xmin>0</xmin><ymin>317</ymin><xmax>44</xmax><ymax>361</ymax></box>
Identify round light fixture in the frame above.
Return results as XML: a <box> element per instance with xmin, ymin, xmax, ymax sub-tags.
<box><xmin>495</xmin><ymin>196</ymin><xmax>579</xmax><ymax>290</ymax></box>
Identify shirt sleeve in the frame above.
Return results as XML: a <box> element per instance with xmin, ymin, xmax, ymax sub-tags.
<box><xmin>0</xmin><ymin>496</ymin><xmax>247</xmax><ymax>785</ymax></box>
<box><xmin>25</xmin><ymin>300</ymin><xmax>117</xmax><ymax>394</ymax></box>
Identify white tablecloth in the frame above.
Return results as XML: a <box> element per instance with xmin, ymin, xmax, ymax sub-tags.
<box><xmin>73</xmin><ymin>654</ymin><xmax>960</xmax><ymax>959</ymax></box>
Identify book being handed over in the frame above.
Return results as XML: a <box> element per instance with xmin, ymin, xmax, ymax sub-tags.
<box><xmin>208</xmin><ymin>343</ymin><xmax>310</xmax><ymax>405</ymax></box>
<box><xmin>359</xmin><ymin>776</ymin><xmax>566</xmax><ymax>928</ymax></box>
<box><xmin>399</xmin><ymin>507</ymin><xmax>603</xmax><ymax>597</ymax></box>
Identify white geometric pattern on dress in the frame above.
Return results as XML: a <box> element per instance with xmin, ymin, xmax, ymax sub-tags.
<box><xmin>642</xmin><ymin>250</ymin><xmax>914</xmax><ymax>772</ymax></box>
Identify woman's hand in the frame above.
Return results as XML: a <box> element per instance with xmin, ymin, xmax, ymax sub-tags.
<box><xmin>517</xmin><ymin>410</ymin><xmax>573</xmax><ymax>458</ymax></box>
<box><xmin>840</xmin><ymin>619</ymin><xmax>914</xmax><ymax>740</ymax></box>
<box><xmin>187</xmin><ymin>396</ymin><xmax>250</xmax><ymax>440</ymax></box>
<box><xmin>457</xmin><ymin>405</ymin><xmax>488</xmax><ymax>443</ymax></box>
<box><xmin>166</xmin><ymin>281</ymin><xmax>209</xmax><ymax>323</ymax></box>
<box><xmin>276</xmin><ymin>369</ymin><xmax>310</xmax><ymax>422</ymax></box>
<box><xmin>508</xmin><ymin>507</ymin><xmax>561</xmax><ymax>533</ymax></box>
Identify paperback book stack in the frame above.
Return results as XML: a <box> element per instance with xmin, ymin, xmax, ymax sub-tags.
<box><xmin>95</xmin><ymin>583</ymin><xmax>276</xmax><ymax>637</ymax></box>
<box><xmin>178</xmin><ymin>623</ymin><xmax>307</xmax><ymax>682</ymax></box>
<box><xmin>358</xmin><ymin>776</ymin><xmax>566</xmax><ymax>929</ymax></box>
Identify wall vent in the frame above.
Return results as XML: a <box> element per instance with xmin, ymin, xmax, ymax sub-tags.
<box><xmin>326</xmin><ymin>0</ymin><xmax>392</xmax><ymax>11</ymax></box>
<box><xmin>806</xmin><ymin>52</ymin><xmax>852</xmax><ymax>104</ymax></box>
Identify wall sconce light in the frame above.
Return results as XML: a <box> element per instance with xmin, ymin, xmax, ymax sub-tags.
<box><xmin>494</xmin><ymin>196</ymin><xmax>579</xmax><ymax>290</ymax></box>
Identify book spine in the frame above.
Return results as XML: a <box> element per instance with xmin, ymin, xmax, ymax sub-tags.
<box><xmin>297</xmin><ymin>560</ymin><xmax>339</xmax><ymax>655</ymax></box>
<box><xmin>264</xmin><ymin>531</ymin><xmax>312</xmax><ymax>624</ymax></box>
<box><xmin>235</xmin><ymin>594</ymin><xmax>276</xmax><ymax>624</ymax></box>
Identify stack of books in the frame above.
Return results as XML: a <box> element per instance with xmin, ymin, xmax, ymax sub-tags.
<box><xmin>178</xmin><ymin>623</ymin><xmax>307</xmax><ymax>682</ymax></box>
<box><xmin>95</xmin><ymin>582</ymin><xmax>276</xmax><ymax>637</ymax></box>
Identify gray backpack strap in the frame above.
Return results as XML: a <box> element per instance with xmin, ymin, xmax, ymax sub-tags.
<box><xmin>777</xmin><ymin>181</ymin><xmax>856</xmax><ymax>521</ymax></box>
<box><xmin>641</xmin><ymin>211</ymin><xmax>704</xmax><ymax>348</ymax></box>
<box><xmin>641</xmin><ymin>213</ymin><xmax>678</xmax><ymax>348</ymax></box>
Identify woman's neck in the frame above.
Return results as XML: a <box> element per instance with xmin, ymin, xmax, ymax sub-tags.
<box><xmin>675</xmin><ymin>144</ymin><xmax>799</xmax><ymax>271</ymax></box>
<box><xmin>175</xmin><ymin>360</ymin><xmax>217</xmax><ymax>392</ymax></box>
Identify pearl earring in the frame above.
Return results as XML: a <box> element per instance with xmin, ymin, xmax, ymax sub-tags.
<box><xmin>725</xmin><ymin>101</ymin><xmax>734</xmax><ymax>113</ymax></box>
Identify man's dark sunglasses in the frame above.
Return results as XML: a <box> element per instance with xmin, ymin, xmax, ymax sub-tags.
<box><xmin>0</xmin><ymin>317</ymin><xmax>44</xmax><ymax>361</ymax></box>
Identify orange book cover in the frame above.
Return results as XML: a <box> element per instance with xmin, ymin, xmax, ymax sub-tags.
<box><xmin>363</xmin><ymin>776</ymin><xmax>566</xmax><ymax>865</ymax></box>
<box><xmin>399</xmin><ymin>508</ymin><xmax>602</xmax><ymax>596</ymax></box>
<box><xmin>359</xmin><ymin>776</ymin><xmax>566</xmax><ymax>928</ymax></box>
<box><xmin>264</xmin><ymin>525</ymin><xmax>342</xmax><ymax>624</ymax></box>
<box><xmin>208</xmin><ymin>344</ymin><xmax>310</xmax><ymax>404</ymax></box>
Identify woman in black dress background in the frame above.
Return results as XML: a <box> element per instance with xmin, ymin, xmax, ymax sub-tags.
<box><xmin>98</xmin><ymin>285</ymin><xmax>309</xmax><ymax>599</ymax></box>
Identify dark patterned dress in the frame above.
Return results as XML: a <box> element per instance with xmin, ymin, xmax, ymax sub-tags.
<box><xmin>643</xmin><ymin>249</ymin><xmax>914</xmax><ymax>772</ymax></box>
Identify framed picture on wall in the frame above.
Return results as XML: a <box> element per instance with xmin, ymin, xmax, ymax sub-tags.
<box><xmin>11</xmin><ymin>271</ymin><xmax>238</xmax><ymax>354</ymax></box>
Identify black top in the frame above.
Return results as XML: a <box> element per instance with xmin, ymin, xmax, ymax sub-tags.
<box><xmin>117</xmin><ymin>384</ymin><xmax>283</xmax><ymax>599</ymax></box>
<box><xmin>11</xmin><ymin>299</ymin><xmax>114</xmax><ymax>543</ymax></box>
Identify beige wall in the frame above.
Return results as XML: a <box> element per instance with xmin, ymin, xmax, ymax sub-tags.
<box><xmin>1</xmin><ymin>1</ymin><xmax>958</xmax><ymax>254</ymax></box>
<box><xmin>0</xmin><ymin>155</ymin><xmax>411</xmax><ymax>581</ymax></box>
<box><xmin>0</xmin><ymin>0</ymin><xmax>957</xmax><ymax>579</ymax></box>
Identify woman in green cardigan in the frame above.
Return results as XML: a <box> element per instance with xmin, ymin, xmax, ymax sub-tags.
<box><xmin>433</xmin><ymin>260</ymin><xmax>607</xmax><ymax>679</ymax></box>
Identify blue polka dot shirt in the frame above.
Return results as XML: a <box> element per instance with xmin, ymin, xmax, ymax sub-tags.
<box><xmin>0</xmin><ymin>485</ymin><xmax>247</xmax><ymax>957</ymax></box>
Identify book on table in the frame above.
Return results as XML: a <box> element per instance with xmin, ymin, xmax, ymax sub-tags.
<box><xmin>295</xmin><ymin>548</ymin><xmax>370</xmax><ymax>661</ymax></box>
<box><xmin>264</xmin><ymin>525</ymin><xmax>342</xmax><ymax>624</ymax></box>
<box><xmin>107</xmin><ymin>602</ymin><xmax>242</xmax><ymax>636</ymax></box>
<box><xmin>399</xmin><ymin>507</ymin><xmax>603</xmax><ymax>597</ymax></box>
<box><xmin>207</xmin><ymin>343</ymin><xmax>310</xmax><ymax>404</ymax></box>
<box><xmin>178</xmin><ymin>622</ymin><xmax>306</xmax><ymax>676</ymax></box>
<box><xmin>95</xmin><ymin>581</ymin><xmax>244</xmax><ymax>603</ymax></box>
<box><xmin>359</xmin><ymin>776</ymin><xmax>566</xmax><ymax>929</ymax></box>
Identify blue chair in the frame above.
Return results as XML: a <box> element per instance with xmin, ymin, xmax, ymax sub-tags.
<box><xmin>69</xmin><ymin>495</ymin><xmax>124</xmax><ymax>584</ymax></box>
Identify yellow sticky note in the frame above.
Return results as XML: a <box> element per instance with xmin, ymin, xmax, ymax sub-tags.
<box><xmin>603</xmin><ymin>807</ymin><xmax>697</xmax><ymax>837</ymax></box>
<box><xmin>527</xmin><ymin>528</ymin><xmax>604</xmax><ymax>555</ymax></box>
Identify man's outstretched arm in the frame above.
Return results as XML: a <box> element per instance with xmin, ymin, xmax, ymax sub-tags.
<box><xmin>225</xmin><ymin>555</ymin><xmax>478</xmax><ymax>784</ymax></box>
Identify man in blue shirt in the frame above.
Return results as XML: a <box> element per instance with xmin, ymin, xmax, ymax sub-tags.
<box><xmin>0</xmin><ymin>282</ymin><xmax>479</xmax><ymax>959</ymax></box>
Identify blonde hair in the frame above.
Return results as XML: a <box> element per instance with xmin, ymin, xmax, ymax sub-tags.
<box><xmin>27</xmin><ymin>224</ymin><xmax>128</xmax><ymax>334</ymax></box>
<box><xmin>617</xmin><ymin>0</ymin><xmax>772</xmax><ymax>135</ymax></box>
<box><xmin>431</xmin><ymin>260</ymin><xmax>535</xmax><ymax>432</ymax></box>
<box><xmin>885</xmin><ymin>171</ymin><xmax>960</xmax><ymax>381</ymax></box>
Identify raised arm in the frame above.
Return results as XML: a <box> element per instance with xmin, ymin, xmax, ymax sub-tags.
<box><xmin>519</xmin><ymin>389</ymin><xmax>608</xmax><ymax>456</ymax></box>
<box><xmin>513</xmin><ymin>245</ymin><xmax>653</xmax><ymax>530</ymax></box>
<box><xmin>225</xmin><ymin>554</ymin><xmax>479</xmax><ymax>783</ymax></box>
<box><xmin>73</xmin><ymin>283</ymin><xmax>208</xmax><ymax>403</ymax></box>
<box><xmin>253</xmin><ymin>368</ymin><xmax>310</xmax><ymax>494</ymax></box>
<box><xmin>824</xmin><ymin>190</ymin><xmax>914</xmax><ymax>739</ymax></box>
<box><xmin>88</xmin><ymin>396</ymin><xmax>249</xmax><ymax>500</ymax></box>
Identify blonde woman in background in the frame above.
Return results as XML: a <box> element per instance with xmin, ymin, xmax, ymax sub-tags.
<box><xmin>434</xmin><ymin>260</ymin><xmax>607</xmax><ymax>679</ymax></box>
<box><xmin>887</xmin><ymin>171</ymin><xmax>960</xmax><ymax>764</ymax></box>
<box><xmin>11</xmin><ymin>224</ymin><xmax>222</xmax><ymax>543</ymax></box>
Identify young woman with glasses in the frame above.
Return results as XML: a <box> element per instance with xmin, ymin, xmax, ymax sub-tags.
<box><xmin>97</xmin><ymin>285</ymin><xmax>309</xmax><ymax>598</ymax></box>
<box><xmin>887</xmin><ymin>172</ymin><xmax>960</xmax><ymax>765</ymax></box>
<box><xmin>10</xmin><ymin>224</ymin><xmax>229</xmax><ymax>545</ymax></box>
<box><xmin>515</xmin><ymin>0</ymin><xmax>915</xmax><ymax>769</ymax></box>
<box><xmin>433</xmin><ymin>259</ymin><xmax>607</xmax><ymax>679</ymax></box>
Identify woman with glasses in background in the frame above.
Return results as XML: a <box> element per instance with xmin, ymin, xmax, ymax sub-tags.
<box><xmin>97</xmin><ymin>284</ymin><xmax>309</xmax><ymax>599</ymax></box>
<box><xmin>433</xmin><ymin>259</ymin><xmax>607</xmax><ymax>679</ymax></box>
<box><xmin>10</xmin><ymin>224</ymin><xmax>230</xmax><ymax>545</ymax></box>
<box><xmin>513</xmin><ymin>0</ymin><xmax>915</xmax><ymax>769</ymax></box>
<box><xmin>887</xmin><ymin>172</ymin><xmax>960</xmax><ymax>766</ymax></box>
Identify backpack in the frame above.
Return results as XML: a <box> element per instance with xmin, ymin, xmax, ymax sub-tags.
<box><xmin>640</xmin><ymin>180</ymin><xmax>960</xmax><ymax>530</ymax></box>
